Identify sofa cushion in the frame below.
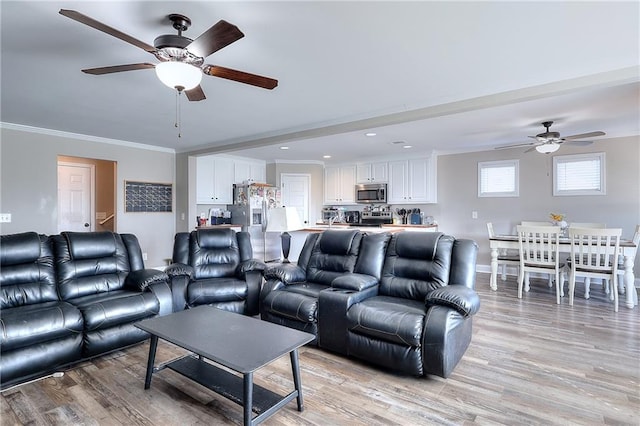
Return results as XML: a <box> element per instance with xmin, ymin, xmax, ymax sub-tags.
<box><xmin>0</xmin><ymin>301</ymin><xmax>83</xmax><ymax>351</ymax></box>
<box><xmin>306</xmin><ymin>231</ymin><xmax>362</xmax><ymax>285</ymax></box>
<box><xmin>187</xmin><ymin>277</ymin><xmax>248</xmax><ymax>306</ymax></box>
<box><xmin>379</xmin><ymin>233</ymin><xmax>453</xmax><ymax>300</ymax></box>
<box><xmin>1</xmin><ymin>232</ymin><xmax>58</xmax><ymax>308</ymax></box>
<box><xmin>69</xmin><ymin>290</ymin><xmax>159</xmax><ymax>331</ymax></box>
<box><xmin>347</xmin><ymin>296</ymin><xmax>425</xmax><ymax>347</ymax></box>
<box><xmin>191</xmin><ymin>230</ymin><xmax>240</xmax><ymax>279</ymax></box>
<box><xmin>54</xmin><ymin>232</ymin><xmax>130</xmax><ymax>300</ymax></box>
<box><xmin>262</xmin><ymin>283</ymin><xmax>327</xmax><ymax>323</ymax></box>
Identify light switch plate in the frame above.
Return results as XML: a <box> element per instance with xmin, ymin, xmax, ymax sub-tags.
<box><xmin>0</xmin><ymin>213</ymin><xmax>11</xmax><ymax>223</ymax></box>
<box><xmin>471</xmin><ymin>211</ymin><xmax>478</xmax><ymax>219</ymax></box>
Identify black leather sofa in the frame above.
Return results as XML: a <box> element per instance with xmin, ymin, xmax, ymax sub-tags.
<box><xmin>261</xmin><ymin>230</ymin><xmax>480</xmax><ymax>378</ymax></box>
<box><xmin>0</xmin><ymin>231</ymin><xmax>172</xmax><ymax>389</ymax></box>
<box><xmin>166</xmin><ymin>228</ymin><xmax>266</xmax><ymax>315</ymax></box>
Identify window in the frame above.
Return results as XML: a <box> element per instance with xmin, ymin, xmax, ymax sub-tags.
<box><xmin>478</xmin><ymin>160</ymin><xmax>519</xmax><ymax>197</ymax></box>
<box><xmin>553</xmin><ymin>152</ymin><xmax>605</xmax><ymax>196</ymax></box>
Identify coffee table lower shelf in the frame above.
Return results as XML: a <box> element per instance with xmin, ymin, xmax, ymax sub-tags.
<box><xmin>162</xmin><ymin>355</ymin><xmax>300</xmax><ymax>425</ymax></box>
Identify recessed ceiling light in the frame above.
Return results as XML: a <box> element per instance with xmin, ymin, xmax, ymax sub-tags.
<box><xmin>323</xmin><ymin>155</ymin><xmax>331</xmax><ymax>159</ymax></box>
<box><xmin>403</xmin><ymin>145</ymin><xmax>413</xmax><ymax>149</ymax></box>
<box><xmin>279</xmin><ymin>146</ymin><xmax>289</xmax><ymax>150</ymax></box>
<box><xmin>365</xmin><ymin>132</ymin><xmax>377</xmax><ymax>137</ymax></box>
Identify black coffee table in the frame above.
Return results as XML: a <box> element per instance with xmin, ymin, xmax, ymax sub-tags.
<box><xmin>135</xmin><ymin>306</ymin><xmax>315</xmax><ymax>426</ymax></box>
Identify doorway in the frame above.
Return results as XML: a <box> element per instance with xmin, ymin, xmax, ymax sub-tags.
<box><xmin>280</xmin><ymin>174</ymin><xmax>310</xmax><ymax>226</ymax></box>
<box><xmin>57</xmin><ymin>156</ymin><xmax>117</xmax><ymax>233</ymax></box>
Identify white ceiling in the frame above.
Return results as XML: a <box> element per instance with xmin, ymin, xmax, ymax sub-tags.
<box><xmin>1</xmin><ymin>1</ymin><xmax>638</xmax><ymax>164</ymax></box>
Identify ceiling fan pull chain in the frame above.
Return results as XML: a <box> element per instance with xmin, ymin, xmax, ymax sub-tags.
<box><xmin>175</xmin><ymin>89</ymin><xmax>182</xmax><ymax>138</ymax></box>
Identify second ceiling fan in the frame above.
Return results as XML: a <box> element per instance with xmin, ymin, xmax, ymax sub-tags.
<box><xmin>59</xmin><ymin>9</ymin><xmax>278</xmax><ymax>101</ymax></box>
<box><xmin>495</xmin><ymin>121</ymin><xmax>605</xmax><ymax>153</ymax></box>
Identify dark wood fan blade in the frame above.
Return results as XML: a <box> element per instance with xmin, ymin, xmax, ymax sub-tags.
<box><xmin>82</xmin><ymin>63</ymin><xmax>156</xmax><ymax>75</ymax></box>
<box><xmin>203</xmin><ymin>65</ymin><xmax>278</xmax><ymax>89</ymax></box>
<box><xmin>186</xmin><ymin>20</ymin><xmax>244</xmax><ymax>58</ymax></box>
<box><xmin>185</xmin><ymin>85</ymin><xmax>206</xmax><ymax>101</ymax></box>
<box><xmin>59</xmin><ymin>9</ymin><xmax>156</xmax><ymax>53</ymax></box>
<box><xmin>524</xmin><ymin>146</ymin><xmax>539</xmax><ymax>153</ymax></box>
<box><xmin>562</xmin><ymin>131</ymin><xmax>605</xmax><ymax>140</ymax></box>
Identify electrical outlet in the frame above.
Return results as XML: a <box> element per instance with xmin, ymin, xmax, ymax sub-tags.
<box><xmin>0</xmin><ymin>213</ymin><xmax>11</xmax><ymax>223</ymax></box>
<box><xmin>181</xmin><ymin>212</ymin><xmax>185</xmax><ymax>221</ymax></box>
<box><xmin>471</xmin><ymin>211</ymin><xmax>478</xmax><ymax>219</ymax></box>
<box><xmin>142</xmin><ymin>252</ymin><xmax>148</xmax><ymax>261</ymax></box>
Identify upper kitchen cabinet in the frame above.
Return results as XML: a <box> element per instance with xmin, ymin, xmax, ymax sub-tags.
<box><xmin>388</xmin><ymin>157</ymin><xmax>437</xmax><ymax>204</ymax></box>
<box><xmin>324</xmin><ymin>165</ymin><xmax>356</xmax><ymax>204</ymax></box>
<box><xmin>196</xmin><ymin>156</ymin><xmax>234</xmax><ymax>204</ymax></box>
<box><xmin>356</xmin><ymin>162</ymin><xmax>388</xmax><ymax>183</ymax></box>
<box><xmin>234</xmin><ymin>160</ymin><xmax>266</xmax><ymax>184</ymax></box>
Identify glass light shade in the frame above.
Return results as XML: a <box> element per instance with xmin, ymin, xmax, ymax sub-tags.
<box><xmin>155</xmin><ymin>61</ymin><xmax>202</xmax><ymax>91</ymax></box>
<box><xmin>535</xmin><ymin>143</ymin><xmax>560</xmax><ymax>154</ymax></box>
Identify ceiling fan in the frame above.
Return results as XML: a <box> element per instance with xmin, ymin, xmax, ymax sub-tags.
<box><xmin>59</xmin><ymin>9</ymin><xmax>278</xmax><ymax>101</ymax></box>
<box><xmin>495</xmin><ymin>121</ymin><xmax>605</xmax><ymax>154</ymax></box>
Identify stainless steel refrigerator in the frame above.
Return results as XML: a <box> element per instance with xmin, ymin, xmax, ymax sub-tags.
<box><xmin>227</xmin><ymin>183</ymin><xmax>282</xmax><ymax>262</ymax></box>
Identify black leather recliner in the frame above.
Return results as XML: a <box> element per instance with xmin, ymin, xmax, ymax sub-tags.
<box><xmin>261</xmin><ymin>230</ymin><xmax>391</xmax><ymax>344</ymax></box>
<box><xmin>341</xmin><ymin>232</ymin><xmax>479</xmax><ymax>378</ymax></box>
<box><xmin>166</xmin><ymin>228</ymin><xmax>266</xmax><ymax>315</ymax></box>
<box><xmin>0</xmin><ymin>231</ymin><xmax>172</xmax><ymax>389</ymax></box>
<box><xmin>52</xmin><ymin>231</ymin><xmax>173</xmax><ymax>357</ymax></box>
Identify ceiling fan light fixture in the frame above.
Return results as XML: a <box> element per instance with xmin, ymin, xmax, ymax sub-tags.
<box><xmin>535</xmin><ymin>143</ymin><xmax>560</xmax><ymax>154</ymax></box>
<box><xmin>155</xmin><ymin>61</ymin><xmax>202</xmax><ymax>91</ymax></box>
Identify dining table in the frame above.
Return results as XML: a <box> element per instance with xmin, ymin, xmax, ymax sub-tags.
<box><xmin>489</xmin><ymin>234</ymin><xmax>638</xmax><ymax>309</ymax></box>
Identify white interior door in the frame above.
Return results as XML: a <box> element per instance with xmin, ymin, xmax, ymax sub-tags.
<box><xmin>58</xmin><ymin>162</ymin><xmax>95</xmax><ymax>232</ymax></box>
<box><xmin>281</xmin><ymin>174</ymin><xmax>310</xmax><ymax>226</ymax></box>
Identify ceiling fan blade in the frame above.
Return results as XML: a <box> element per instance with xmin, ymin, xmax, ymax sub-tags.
<box><xmin>59</xmin><ymin>9</ymin><xmax>156</xmax><ymax>53</ymax></box>
<box><xmin>204</xmin><ymin>65</ymin><xmax>278</xmax><ymax>89</ymax></box>
<box><xmin>562</xmin><ymin>131</ymin><xmax>605</xmax><ymax>140</ymax></box>
<box><xmin>565</xmin><ymin>140</ymin><xmax>594</xmax><ymax>146</ymax></box>
<box><xmin>185</xmin><ymin>85</ymin><xmax>206</xmax><ymax>101</ymax></box>
<box><xmin>82</xmin><ymin>63</ymin><xmax>156</xmax><ymax>75</ymax></box>
<box><xmin>524</xmin><ymin>146</ymin><xmax>539</xmax><ymax>153</ymax></box>
<box><xmin>186</xmin><ymin>20</ymin><xmax>244</xmax><ymax>58</ymax></box>
<box><xmin>494</xmin><ymin>142</ymin><xmax>535</xmax><ymax>150</ymax></box>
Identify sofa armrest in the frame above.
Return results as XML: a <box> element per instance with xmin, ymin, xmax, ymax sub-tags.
<box><xmin>164</xmin><ymin>263</ymin><xmax>194</xmax><ymax>280</ymax></box>
<box><xmin>236</xmin><ymin>259</ymin><xmax>267</xmax><ymax>277</ymax></box>
<box><xmin>425</xmin><ymin>285</ymin><xmax>480</xmax><ymax>317</ymax></box>
<box><xmin>331</xmin><ymin>273</ymin><xmax>378</xmax><ymax>292</ymax></box>
<box><xmin>124</xmin><ymin>269</ymin><xmax>169</xmax><ymax>292</ymax></box>
<box><xmin>264</xmin><ymin>263</ymin><xmax>306</xmax><ymax>284</ymax></box>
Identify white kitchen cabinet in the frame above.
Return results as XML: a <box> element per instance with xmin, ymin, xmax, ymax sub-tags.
<box><xmin>196</xmin><ymin>156</ymin><xmax>234</xmax><ymax>204</ymax></box>
<box><xmin>234</xmin><ymin>160</ymin><xmax>266</xmax><ymax>184</ymax></box>
<box><xmin>356</xmin><ymin>162</ymin><xmax>388</xmax><ymax>183</ymax></box>
<box><xmin>388</xmin><ymin>157</ymin><xmax>436</xmax><ymax>204</ymax></box>
<box><xmin>324</xmin><ymin>165</ymin><xmax>356</xmax><ymax>204</ymax></box>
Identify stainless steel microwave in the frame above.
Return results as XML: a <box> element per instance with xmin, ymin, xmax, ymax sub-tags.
<box><xmin>355</xmin><ymin>183</ymin><xmax>387</xmax><ymax>204</ymax></box>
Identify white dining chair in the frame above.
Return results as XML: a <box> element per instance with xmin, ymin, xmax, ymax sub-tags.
<box><xmin>567</xmin><ymin>223</ymin><xmax>606</xmax><ymax>298</ymax></box>
<box><xmin>521</xmin><ymin>221</ymin><xmax>553</xmax><ymax>226</ymax></box>
<box><xmin>516</xmin><ymin>225</ymin><xmax>564</xmax><ymax>304</ymax></box>
<box><xmin>567</xmin><ymin>227</ymin><xmax>622</xmax><ymax>312</ymax></box>
<box><xmin>487</xmin><ymin>222</ymin><xmax>521</xmax><ymax>282</ymax></box>
<box><xmin>613</xmin><ymin>225</ymin><xmax>639</xmax><ymax>304</ymax></box>
<box><xmin>569</xmin><ymin>222</ymin><xmax>607</xmax><ymax>229</ymax></box>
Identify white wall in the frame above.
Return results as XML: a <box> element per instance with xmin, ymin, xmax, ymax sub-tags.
<box><xmin>0</xmin><ymin>126</ymin><xmax>176</xmax><ymax>267</ymax></box>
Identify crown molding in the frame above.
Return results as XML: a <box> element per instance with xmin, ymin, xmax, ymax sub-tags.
<box><xmin>0</xmin><ymin>122</ymin><xmax>176</xmax><ymax>154</ymax></box>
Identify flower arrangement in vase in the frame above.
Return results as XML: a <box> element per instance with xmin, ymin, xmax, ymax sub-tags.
<box><xmin>550</xmin><ymin>213</ymin><xmax>568</xmax><ymax>235</ymax></box>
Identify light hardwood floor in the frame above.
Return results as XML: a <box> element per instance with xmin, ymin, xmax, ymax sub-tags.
<box><xmin>2</xmin><ymin>273</ymin><xmax>639</xmax><ymax>425</ymax></box>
